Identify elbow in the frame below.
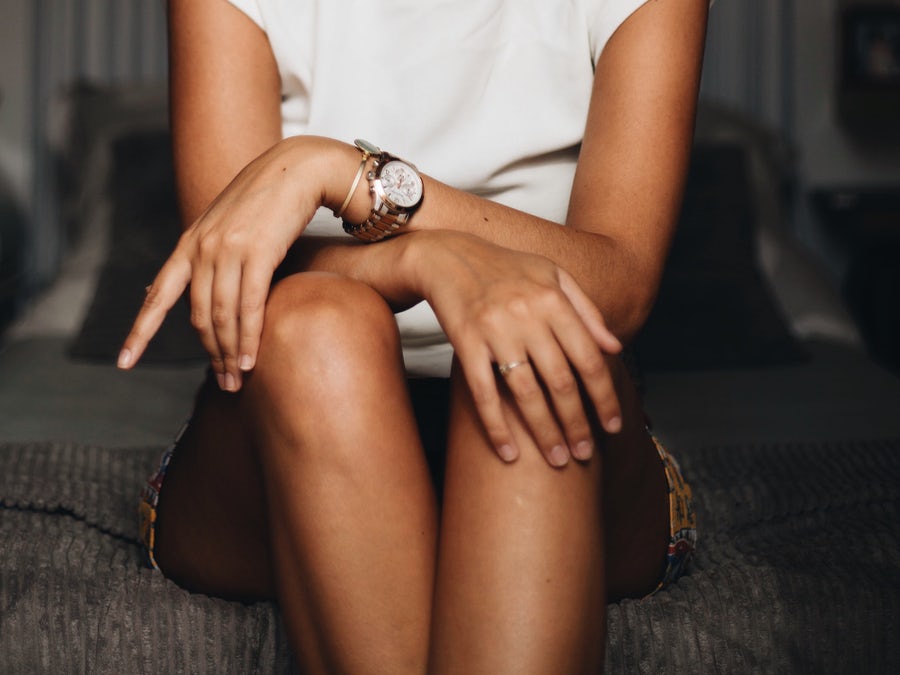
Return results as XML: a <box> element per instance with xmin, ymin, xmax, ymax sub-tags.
<box><xmin>598</xmin><ymin>246</ymin><xmax>666</xmax><ymax>346</ymax></box>
<box><xmin>613</xmin><ymin>286</ymin><xmax>658</xmax><ymax>346</ymax></box>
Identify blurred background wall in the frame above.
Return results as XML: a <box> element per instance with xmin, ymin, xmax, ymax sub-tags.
<box><xmin>0</xmin><ymin>0</ymin><xmax>167</xmax><ymax>293</ymax></box>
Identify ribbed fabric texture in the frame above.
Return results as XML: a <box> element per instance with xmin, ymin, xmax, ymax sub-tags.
<box><xmin>606</xmin><ymin>439</ymin><xmax>900</xmax><ymax>673</ymax></box>
<box><xmin>0</xmin><ymin>443</ymin><xmax>295</xmax><ymax>674</ymax></box>
<box><xmin>2</xmin><ymin>440</ymin><xmax>899</xmax><ymax>673</ymax></box>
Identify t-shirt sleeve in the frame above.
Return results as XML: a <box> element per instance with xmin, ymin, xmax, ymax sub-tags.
<box><xmin>587</xmin><ymin>0</ymin><xmax>650</xmax><ymax>64</ymax></box>
<box><xmin>587</xmin><ymin>0</ymin><xmax>716</xmax><ymax>65</ymax></box>
<box><xmin>225</xmin><ymin>0</ymin><xmax>265</xmax><ymax>31</ymax></box>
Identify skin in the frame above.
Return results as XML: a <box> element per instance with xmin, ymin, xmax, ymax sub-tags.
<box><xmin>120</xmin><ymin>0</ymin><xmax>709</xmax><ymax>672</ymax></box>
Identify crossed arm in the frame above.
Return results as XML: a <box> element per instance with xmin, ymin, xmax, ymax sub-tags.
<box><xmin>119</xmin><ymin>0</ymin><xmax>709</xmax><ymax>464</ymax></box>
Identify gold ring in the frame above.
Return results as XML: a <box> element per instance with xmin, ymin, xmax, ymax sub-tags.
<box><xmin>497</xmin><ymin>360</ymin><xmax>527</xmax><ymax>376</ymax></box>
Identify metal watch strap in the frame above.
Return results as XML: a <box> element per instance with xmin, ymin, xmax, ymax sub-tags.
<box><xmin>341</xmin><ymin>140</ymin><xmax>421</xmax><ymax>243</ymax></box>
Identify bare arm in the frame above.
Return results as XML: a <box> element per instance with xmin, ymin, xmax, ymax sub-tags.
<box><xmin>166</xmin><ymin>0</ymin><xmax>282</xmax><ymax>223</ymax></box>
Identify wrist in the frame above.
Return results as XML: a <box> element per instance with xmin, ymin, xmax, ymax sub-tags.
<box><xmin>334</xmin><ymin>140</ymin><xmax>427</xmax><ymax>242</ymax></box>
<box><xmin>320</xmin><ymin>139</ymin><xmax>375</xmax><ymax>224</ymax></box>
<box><xmin>400</xmin><ymin>230</ymin><xmax>473</xmax><ymax>302</ymax></box>
<box><xmin>273</xmin><ymin>136</ymin><xmax>369</xmax><ymax>222</ymax></box>
<box><xmin>396</xmin><ymin>229</ymin><xmax>434</xmax><ymax>299</ymax></box>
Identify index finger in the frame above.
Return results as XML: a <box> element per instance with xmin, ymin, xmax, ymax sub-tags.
<box><xmin>117</xmin><ymin>254</ymin><xmax>192</xmax><ymax>369</ymax></box>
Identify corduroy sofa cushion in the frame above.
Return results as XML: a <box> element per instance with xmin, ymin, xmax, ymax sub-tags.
<box><xmin>1</xmin><ymin>440</ymin><xmax>899</xmax><ymax>673</ymax></box>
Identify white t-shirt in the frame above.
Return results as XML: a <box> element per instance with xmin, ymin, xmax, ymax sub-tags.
<box><xmin>225</xmin><ymin>0</ymin><xmax>652</xmax><ymax>376</ymax></box>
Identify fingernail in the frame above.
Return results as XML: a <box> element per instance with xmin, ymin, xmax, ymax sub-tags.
<box><xmin>573</xmin><ymin>440</ymin><xmax>594</xmax><ymax>461</ymax></box>
<box><xmin>606</xmin><ymin>416</ymin><xmax>622</xmax><ymax>434</ymax></box>
<box><xmin>549</xmin><ymin>445</ymin><xmax>569</xmax><ymax>467</ymax></box>
<box><xmin>239</xmin><ymin>354</ymin><xmax>253</xmax><ymax>371</ymax></box>
<box><xmin>216</xmin><ymin>373</ymin><xmax>226</xmax><ymax>390</ymax></box>
<box><xmin>498</xmin><ymin>444</ymin><xmax>518</xmax><ymax>462</ymax></box>
<box><xmin>224</xmin><ymin>373</ymin><xmax>236</xmax><ymax>391</ymax></box>
<box><xmin>117</xmin><ymin>348</ymin><xmax>132</xmax><ymax>369</ymax></box>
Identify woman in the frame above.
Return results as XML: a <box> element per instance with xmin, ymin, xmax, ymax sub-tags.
<box><xmin>122</xmin><ymin>0</ymin><xmax>708</xmax><ymax>672</ymax></box>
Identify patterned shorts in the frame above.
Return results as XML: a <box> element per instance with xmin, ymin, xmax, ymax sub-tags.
<box><xmin>650</xmin><ymin>434</ymin><xmax>698</xmax><ymax>593</ymax></box>
<box><xmin>138</xmin><ymin>420</ymin><xmax>189</xmax><ymax>571</ymax></box>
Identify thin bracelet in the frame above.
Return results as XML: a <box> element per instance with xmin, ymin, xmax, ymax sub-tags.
<box><xmin>335</xmin><ymin>156</ymin><xmax>368</xmax><ymax>218</ymax></box>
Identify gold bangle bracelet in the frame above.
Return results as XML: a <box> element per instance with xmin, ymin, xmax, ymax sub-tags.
<box><xmin>335</xmin><ymin>157</ymin><xmax>368</xmax><ymax>219</ymax></box>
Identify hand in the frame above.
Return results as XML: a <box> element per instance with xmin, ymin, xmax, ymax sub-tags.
<box><xmin>117</xmin><ymin>137</ymin><xmax>336</xmax><ymax>389</ymax></box>
<box><xmin>412</xmin><ymin>231</ymin><xmax>623</xmax><ymax>467</ymax></box>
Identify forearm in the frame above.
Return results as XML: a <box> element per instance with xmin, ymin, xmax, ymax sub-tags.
<box><xmin>298</xmin><ymin>146</ymin><xmax>657</xmax><ymax>343</ymax></box>
<box><xmin>403</xmin><ymin>183</ymin><xmax>654</xmax><ymax>342</ymax></box>
<box><xmin>282</xmin><ymin>234</ymin><xmax>424</xmax><ymax>313</ymax></box>
<box><xmin>262</xmin><ymin>112</ymin><xmax>688</xmax><ymax>345</ymax></box>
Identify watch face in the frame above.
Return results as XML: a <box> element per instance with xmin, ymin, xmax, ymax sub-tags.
<box><xmin>379</xmin><ymin>160</ymin><xmax>423</xmax><ymax>209</ymax></box>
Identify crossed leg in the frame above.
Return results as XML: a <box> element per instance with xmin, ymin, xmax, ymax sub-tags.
<box><xmin>153</xmin><ymin>271</ymin><xmax>667</xmax><ymax>674</ymax></box>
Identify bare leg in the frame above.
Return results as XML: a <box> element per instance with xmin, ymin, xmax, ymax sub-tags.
<box><xmin>429</xmin><ymin>358</ymin><xmax>668</xmax><ymax>674</ymax></box>
<box><xmin>154</xmin><ymin>272</ymin><xmax>666</xmax><ymax>674</ymax></box>
<box><xmin>155</xmin><ymin>272</ymin><xmax>437</xmax><ymax>674</ymax></box>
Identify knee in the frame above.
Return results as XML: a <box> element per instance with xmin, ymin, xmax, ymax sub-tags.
<box><xmin>254</xmin><ymin>272</ymin><xmax>401</xmax><ymax>387</ymax></box>
<box><xmin>248</xmin><ymin>274</ymin><xmax>414</xmax><ymax>475</ymax></box>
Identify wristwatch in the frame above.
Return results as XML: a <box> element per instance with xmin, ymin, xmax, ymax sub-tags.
<box><xmin>342</xmin><ymin>139</ymin><xmax>424</xmax><ymax>242</ymax></box>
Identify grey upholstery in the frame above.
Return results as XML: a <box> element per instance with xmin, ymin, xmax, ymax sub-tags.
<box><xmin>3</xmin><ymin>439</ymin><xmax>898</xmax><ymax>673</ymax></box>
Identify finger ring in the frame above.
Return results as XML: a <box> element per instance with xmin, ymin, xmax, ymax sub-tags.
<box><xmin>497</xmin><ymin>360</ymin><xmax>527</xmax><ymax>376</ymax></box>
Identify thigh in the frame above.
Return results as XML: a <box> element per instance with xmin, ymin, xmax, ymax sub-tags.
<box><xmin>154</xmin><ymin>375</ymin><xmax>452</xmax><ymax>602</ymax></box>
<box><xmin>441</xmin><ymin>355</ymin><xmax>670</xmax><ymax>599</ymax></box>
<box><xmin>153</xmin><ymin>371</ymin><xmax>276</xmax><ymax>600</ymax></box>
<box><xmin>152</xmin><ymin>271</ymin><xmax>407</xmax><ymax>600</ymax></box>
<box><xmin>599</xmin><ymin>357</ymin><xmax>671</xmax><ymax>600</ymax></box>
<box><xmin>152</xmin><ymin>271</ymin><xmax>394</xmax><ymax>599</ymax></box>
